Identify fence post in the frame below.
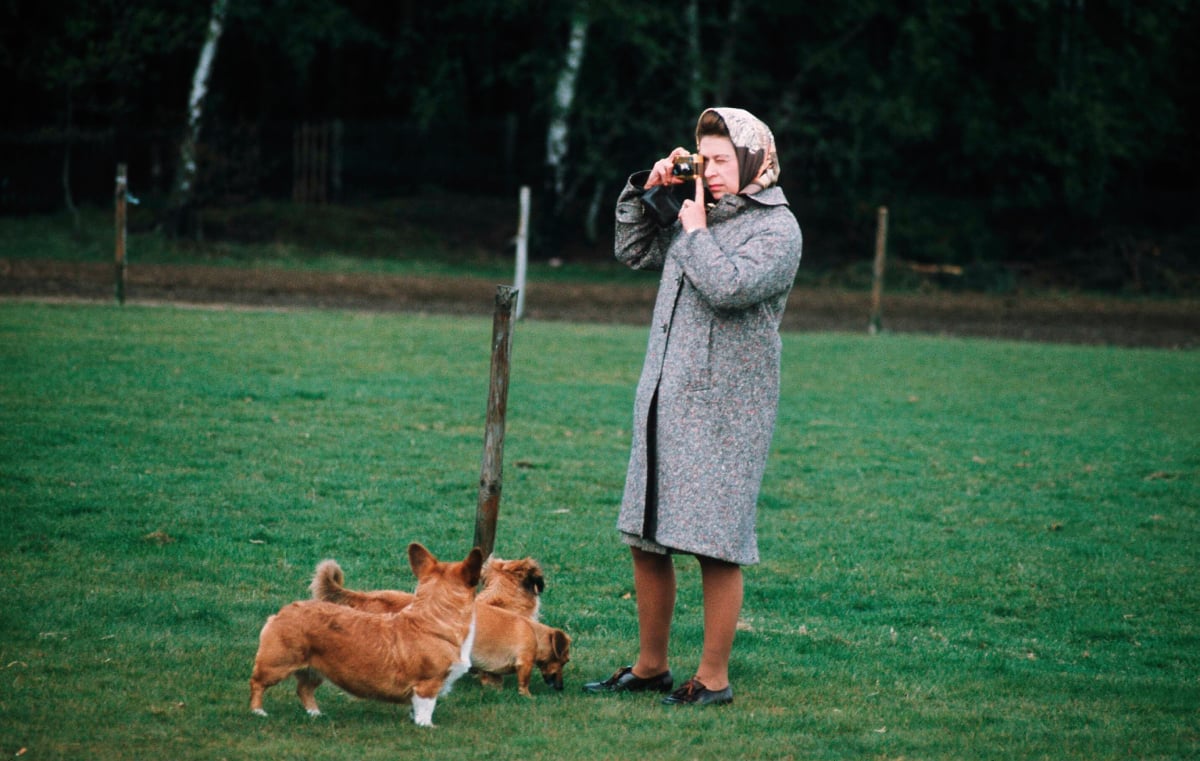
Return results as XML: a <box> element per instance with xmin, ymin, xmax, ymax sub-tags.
<box><xmin>331</xmin><ymin>119</ymin><xmax>344</xmax><ymax>202</ymax></box>
<box><xmin>513</xmin><ymin>186</ymin><xmax>530</xmax><ymax>319</ymax></box>
<box><xmin>474</xmin><ymin>285</ymin><xmax>519</xmax><ymax>558</ymax></box>
<box><xmin>869</xmin><ymin>205</ymin><xmax>888</xmax><ymax>335</ymax></box>
<box><xmin>114</xmin><ymin>163</ymin><xmax>128</xmax><ymax>305</ymax></box>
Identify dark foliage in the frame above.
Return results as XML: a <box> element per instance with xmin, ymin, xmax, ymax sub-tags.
<box><xmin>1</xmin><ymin>0</ymin><xmax>1196</xmax><ymax>292</ymax></box>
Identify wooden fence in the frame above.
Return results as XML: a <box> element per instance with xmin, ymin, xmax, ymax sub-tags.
<box><xmin>293</xmin><ymin>121</ymin><xmax>342</xmax><ymax>204</ymax></box>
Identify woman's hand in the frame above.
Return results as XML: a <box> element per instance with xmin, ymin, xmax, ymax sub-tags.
<box><xmin>644</xmin><ymin>147</ymin><xmax>691</xmax><ymax>189</ymax></box>
<box><xmin>678</xmin><ymin>177</ymin><xmax>706</xmax><ymax>232</ymax></box>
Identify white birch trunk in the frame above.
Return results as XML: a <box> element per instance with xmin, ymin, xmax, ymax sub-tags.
<box><xmin>174</xmin><ymin>0</ymin><xmax>229</xmax><ymax>206</ymax></box>
<box><xmin>544</xmin><ymin>6</ymin><xmax>589</xmax><ymax>208</ymax></box>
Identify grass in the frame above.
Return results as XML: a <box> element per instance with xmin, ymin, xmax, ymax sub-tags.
<box><xmin>1</xmin><ymin>301</ymin><xmax>1198</xmax><ymax>760</ymax></box>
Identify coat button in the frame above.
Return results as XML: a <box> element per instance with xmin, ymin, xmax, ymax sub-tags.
<box><xmin>661</xmin><ymin>323</ymin><xmax>669</xmax><ymax>333</ymax></box>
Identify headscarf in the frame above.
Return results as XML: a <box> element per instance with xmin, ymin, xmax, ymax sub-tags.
<box><xmin>696</xmin><ymin>107</ymin><xmax>780</xmax><ymax>195</ymax></box>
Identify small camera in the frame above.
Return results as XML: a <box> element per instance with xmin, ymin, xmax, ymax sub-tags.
<box><xmin>671</xmin><ymin>154</ymin><xmax>706</xmax><ymax>181</ymax></box>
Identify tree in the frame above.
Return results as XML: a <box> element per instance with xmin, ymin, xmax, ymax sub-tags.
<box><xmin>540</xmin><ymin>1</ymin><xmax>590</xmax><ymax>255</ymax></box>
<box><xmin>169</xmin><ymin>0</ymin><xmax>228</xmax><ymax>235</ymax></box>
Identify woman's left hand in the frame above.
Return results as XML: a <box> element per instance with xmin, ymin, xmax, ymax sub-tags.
<box><xmin>677</xmin><ymin>177</ymin><xmax>706</xmax><ymax>232</ymax></box>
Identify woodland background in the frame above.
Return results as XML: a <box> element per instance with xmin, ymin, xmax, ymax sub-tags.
<box><xmin>2</xmin><ymin>0</ymin><xmax>1198</xmax><ymax>293</ymax></box>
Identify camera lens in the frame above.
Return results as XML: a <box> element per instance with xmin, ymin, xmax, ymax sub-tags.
<box><xmin>672</xmin><ymin>161</ymin><xmax>693</xmax><ymax>177</ymax></box>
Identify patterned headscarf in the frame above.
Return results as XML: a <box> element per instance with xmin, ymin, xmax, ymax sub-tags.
<box><xmin>696</xmin><ymin>107</ymin><xmax>780</xmax><ymax>194</ymax></box>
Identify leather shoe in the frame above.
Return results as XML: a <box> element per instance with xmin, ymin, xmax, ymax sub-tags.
<box><xmin>582</xmin><ymin>665</ymin><xmax>674</xmax><ymax>694</ymax></box>
<box><xmin>661</xmin><ymin>678</ymin><xmax>733</xmax><ymax>706</ymax></box>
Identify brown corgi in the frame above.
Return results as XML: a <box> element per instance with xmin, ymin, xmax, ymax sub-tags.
<box><xmin>310</xmin><ymin>556</ymin><xmax>569</xmax><ymax>696</ymax></box>
<box><xmin>249</xmin><ymin>543</ymin><xmax>483</xmax><ymax>726</ymax></box>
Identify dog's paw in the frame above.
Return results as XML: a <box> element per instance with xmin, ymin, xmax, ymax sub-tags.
<box><xmin>251</xmin><ymin>708</ymin><xmax>268</xmax><ymax>718</ymax></box>
<box><xmin>411</xmin><ymin>696</ymin><xmax>437</xmax><ymax>727</ymax></box>
<box><xmin>306</xmin><ymin>708</ymin><xmax>322</xmax><ymax>718</ymax></box>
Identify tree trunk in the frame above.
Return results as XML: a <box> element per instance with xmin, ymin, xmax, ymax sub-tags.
<box><xmin>541</xmin><ymin>3</ymin><xmax>589</xmax><ymax>254</ymax></box>
<box><xmin>170</xmin><ymin>0</ymin><xmax>229</xmax><ymax>236</ymax></box>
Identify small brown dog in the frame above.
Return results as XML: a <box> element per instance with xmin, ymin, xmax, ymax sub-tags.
<box><xmin>477</xmin><ymin>556</ymin><xmax>546</xmax><ymax>621</ymax></box>
<box><xmin>311</xmin><ymin>555</ymin><xmax>569</xmax><ymax>696</ymax></box>
<box><xmin>249</xmin><ymin>543</ymin><xmax>483</xmax><ymax>726</ymax></box>
<box><xmin>470</xmin><ymin>605</ymin><xmax>571</xmax><ymax>696</ymax></box>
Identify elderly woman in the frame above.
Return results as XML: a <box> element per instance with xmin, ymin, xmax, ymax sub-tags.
<box><xmin>583</xmin><ymin>107</ymin><xmax>803</xmax><ymax>706</ymax></box>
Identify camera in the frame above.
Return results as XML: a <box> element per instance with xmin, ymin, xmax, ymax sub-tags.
<box><xmin>671</xmin><ymin>154</ymin><xmax>706</xmax><ymax>181</ymax></box>
<box><xmin>638</xmin><ymin>153</ymin><xmax>708</xmax><ymax>227</ymax></box>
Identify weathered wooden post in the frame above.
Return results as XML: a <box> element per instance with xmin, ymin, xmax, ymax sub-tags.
<box><xmin>114</xmin><ymin>163</ymin><xmax>128</xmax><ymax>305</ymax></box>
<box><xmin>474</xmin><ymin>285</ymin><xmax>519</xmax><ymax>558</ymax></box>
<box><xmin>869</xmin><ymin>205</ymin><xmax>888</xmax><ymax>335</ymax></box>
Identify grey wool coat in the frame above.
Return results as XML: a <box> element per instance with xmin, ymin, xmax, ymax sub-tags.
<box><xmin>614</xmin><ymin>172</ymin><xmax>802</xmax><ymax>565</ymax></box>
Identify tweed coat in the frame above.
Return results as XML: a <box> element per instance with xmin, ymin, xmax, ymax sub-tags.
<box><xmin>614</xmin><ymin>171</ymin><xmax>802</xmax><ymax>565</ymax></box>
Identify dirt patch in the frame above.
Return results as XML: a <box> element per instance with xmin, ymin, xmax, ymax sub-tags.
<box><xmin>2</xmin><ymin>259</ymin><xmax>1196</xmax><ymax>349</ymax></box>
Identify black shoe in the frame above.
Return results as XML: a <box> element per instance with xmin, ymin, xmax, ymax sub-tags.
<box><xmin>582</xmin><ymin>665</ymin><xmax>674</xmax><ymax>694</ymax></box>
<box><xmin>661</xmin><ymin>678</ymin><xmax>733</xmax><ymax>706</ymax></box>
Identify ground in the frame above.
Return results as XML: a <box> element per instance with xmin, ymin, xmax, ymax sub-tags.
<box><xmin>2</xmin><ymin>259</ymin><xmax>1197</xmax><ymax>349</ymax></box>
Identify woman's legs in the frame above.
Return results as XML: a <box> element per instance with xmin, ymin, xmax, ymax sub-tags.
<box><xmin>627</xmin><ymin>548</ymin><xmax>743</xmax><ymax>690</ymax></box>
<box><xmin>631</xmin><ymin>546</ymin><xmax>675</xmax><ymax>677</ymax></box>
<box><xmin>693</xmin><ymin>555</ymin><xmax>743</xmax><ymax>691</ymax></box>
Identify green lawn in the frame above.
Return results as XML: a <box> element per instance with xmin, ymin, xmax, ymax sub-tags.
<box><xmin>1</xmin><ymin>301</ymin><xmax>1196</xmax><ymax>760</ymax></box>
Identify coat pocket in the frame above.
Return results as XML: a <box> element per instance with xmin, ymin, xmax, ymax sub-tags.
<box><xmin>681</xmin><ymin>318</ymin><xmax>715</xmax><ymax>394</ymax></box>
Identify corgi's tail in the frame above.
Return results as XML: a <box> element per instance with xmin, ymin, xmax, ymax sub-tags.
<box><xmin>310</xmin><ymin>559</ymin><xmax>348</xmax><ymax>603</ymax></box>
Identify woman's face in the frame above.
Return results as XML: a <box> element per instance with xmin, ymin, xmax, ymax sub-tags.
<box><xmin>699</xmin><ymin>135</ymin><xmax>740</xmax><ymax>199</ymax></box>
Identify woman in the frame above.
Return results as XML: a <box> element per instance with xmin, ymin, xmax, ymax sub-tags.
<box><xmin>583</xmin><ymin>107</ymin><xmax>802</xmax><ymax>706</ymax></box>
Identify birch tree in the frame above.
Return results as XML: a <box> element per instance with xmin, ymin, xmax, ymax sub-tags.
<box><xmin>544</xmin><ymin>3</ymin><xmax>589</xmax><ymax>215</ymax></box>
<box><xmin>170</xmin><ymin>0</ymin><xmax>229</xmax><ymax>232</ymax></box>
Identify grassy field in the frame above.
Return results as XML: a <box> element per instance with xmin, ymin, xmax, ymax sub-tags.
<box><xmin>1</xmin><ymin>300</ymin><xmax>1197</xmax><ymax>760</ymax></box>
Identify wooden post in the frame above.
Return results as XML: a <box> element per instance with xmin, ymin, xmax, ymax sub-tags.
<box><xmin>331</xmin><ymin>119</ymin><xmax>344</xmax><ymax>202</ymax></box>
<box><xmin>292</xmin><ymin>125</ymin><xmax>302</xmax><ymax>202</ymax></box>
<box><xmin>474</xmin><ymin>285</ymin><xmax>519</xmax><ymax>558</ymax></box>
<box><xmin>513</xmin><ymin>186</ymin><xmax>530</xmax><ymax>319</ymax></box>
<box><xmin>869</xmin><ymin>205</ymin><xmax>888</xmax><ymax>335</ymax></box>
<box><xmin>293</xmin><ymin>122</ymin><xmax>333</xmax><ymax>204</ymax></box>
<box><xmin>114</xmin><ymin>163</ymin><xmax>128</xmax><ymax>305</ymax></box>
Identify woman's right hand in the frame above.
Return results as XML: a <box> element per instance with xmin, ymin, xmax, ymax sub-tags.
<box><xmin>644</xmin><ymin>147</ymin><xmax>691</xmax><ymax>189</ymax></box>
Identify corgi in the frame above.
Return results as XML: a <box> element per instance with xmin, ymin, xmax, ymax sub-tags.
<box><xmin>310</xmin><ymin>555</ymin><xmax>569</xmax><ymax>696</ymax></box>
<box><xmin>249</xmin><ymin>543</ymin><xmax>482</xmax><ymax>726</ymax></box>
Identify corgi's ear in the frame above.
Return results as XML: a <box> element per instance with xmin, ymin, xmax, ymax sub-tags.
<box><xmin>462</xmin><ymin>547</ymin><xmax>484</xmax><ymax>587</ymax></box>
<box><xmin>552</xmin><ymin>630</ymin><xmax>570</xmax><ymax>659</ymax></box>
<box><xmin>408</xmin><ymin>543</ymin><xmax>436</xmax><ymax>577</ymax></box>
